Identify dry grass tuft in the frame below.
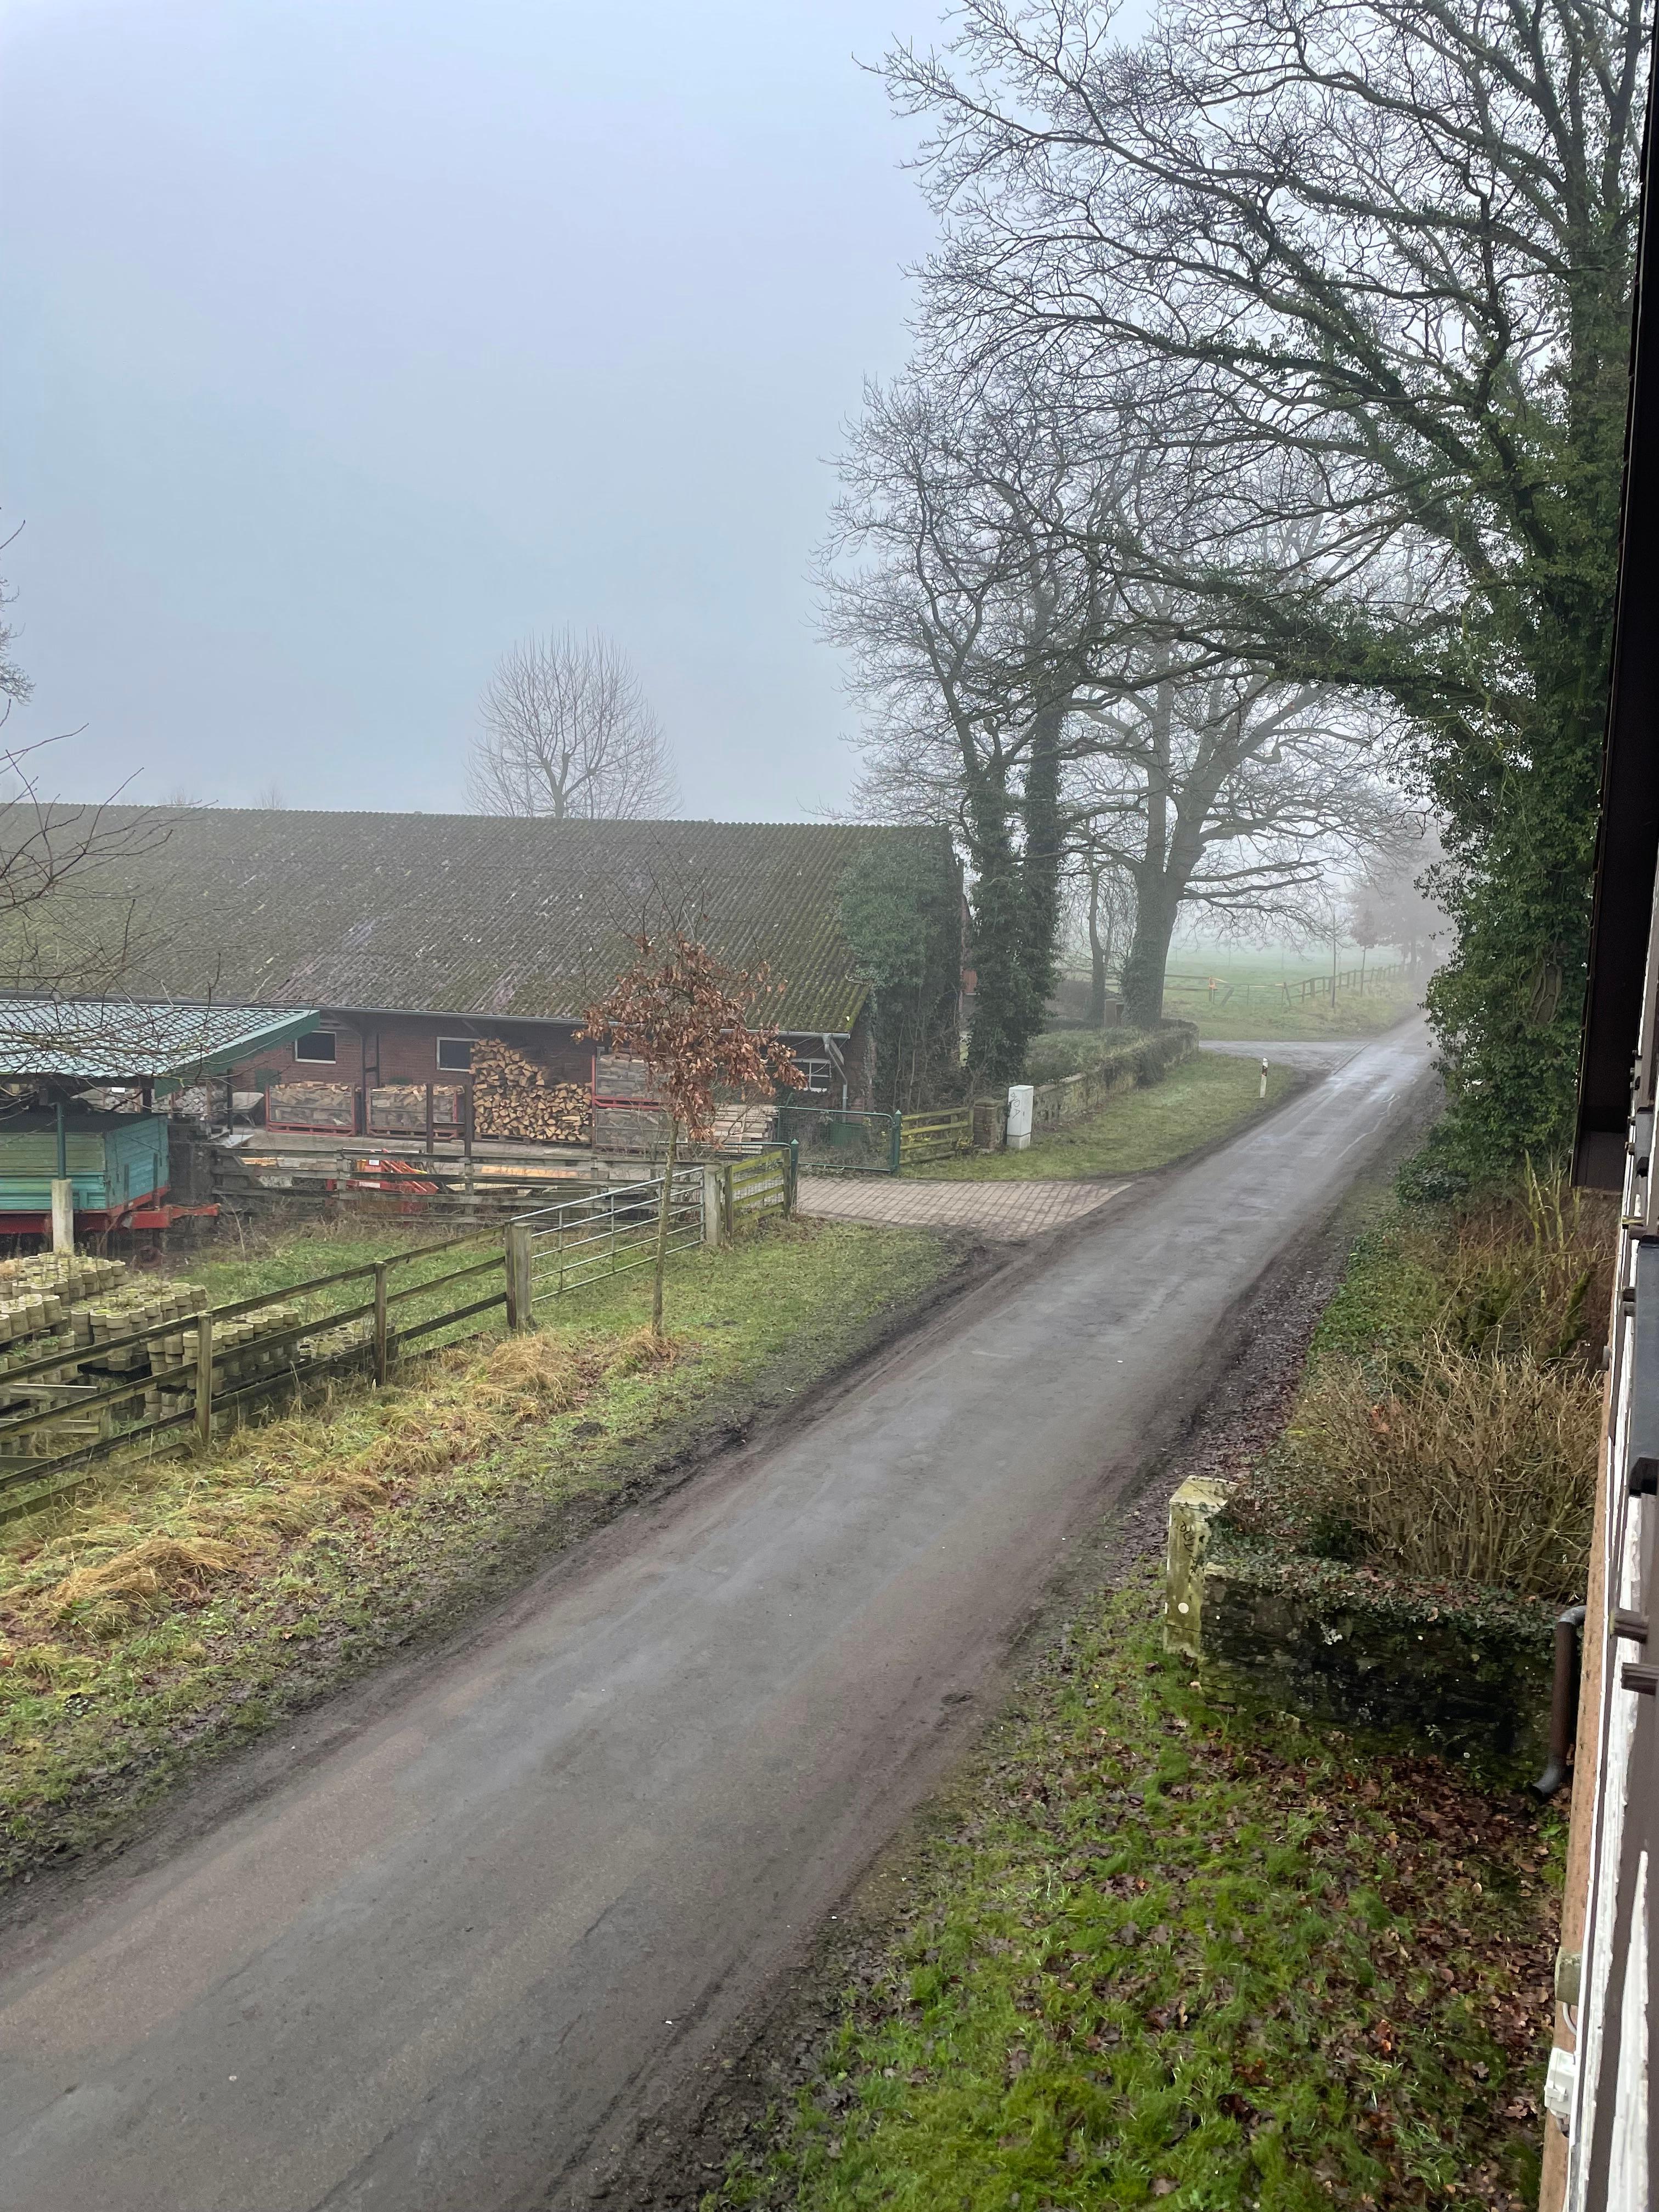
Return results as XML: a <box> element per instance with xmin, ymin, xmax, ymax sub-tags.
<box><xmin>1287</xmin><ymin>1335</ymin><xmax>1601</xmax><ymax>1601</ymax></box>
<box><xmin>49</xmin><ymin>1532</ymin><xmax>247</xmax><ymax>1633</ymax></box>
<box><xmin>4</xmin><ymin>1304</ymin><xmax>696</xmax><ymax>1657</ymax></box>
<box><xmin>610</xmin><ymin>1327</ymin><xmax>683</xmax><ymax>1375</ymax></box>
<box><xmin>1429</xmin><ymin>1164</ymin><xmax>1615</xmax><ymax>1366</ymax></box>
<box><xmin>477</xmin><ymin>1333</ymin><xmax>589</xmax><ymax>1409</ymax></box>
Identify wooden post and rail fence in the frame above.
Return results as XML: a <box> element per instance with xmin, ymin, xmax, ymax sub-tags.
<box><xmin>0</xmin><ymin>1146</ymin><xmax>800</xmax><ymax>1522</ymax></box>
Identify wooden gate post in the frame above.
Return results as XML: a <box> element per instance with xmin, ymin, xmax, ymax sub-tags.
<box><xmin>787</xmin><ymin>1138</ymin><xmax>798</xmax><ymax>1215</ymax></box>
<box><xmin>505</xmin><ymin>1220</ymin><xmax>535</xmax><ymax>1330</ymax></box>
<box><xmin>373</xmin><ymin>1262</ymin><xmax>388</xmax><ymax>1386</ymax></box>
<box><xmin>195</xmin><ymin>1311</ymin><xmax>215</xmax><ymax>1447</ymax></box>
<box><xmin>701</xmin><ymin>1164</ymin><xmax>725</xmax><ymax>1249</ymax></box>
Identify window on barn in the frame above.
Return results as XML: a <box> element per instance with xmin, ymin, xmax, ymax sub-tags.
<box><xmin>795</xmin><ymin>1057</ymin><xmax>833</xmax><ymax>1094</ymax></box>
<box><xmin>294</xmin><ymin>1031</ymin><xmax>337</xmax><ymax>1064</ymax></box>
<box><xmin>436</xmin><ymin>1037</ymin><xmax>472</xmax><ymax>1071</ymax></box>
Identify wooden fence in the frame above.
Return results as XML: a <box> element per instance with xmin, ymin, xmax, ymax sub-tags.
<box><xmin>728</xmin><ymin>1146</ymin><xmax>795</xmax><ymax>1228</ymax></box>
<box><xmin>1163</xmin><ymin>962</ymin><xmax>1406</xmax><ymax>1009</ymax></box>
<box><xmin>1</xmin><ymin>1151</ymin><xmax>800</xmax><ymax>1522</ymax></box>
<box><xmin>0</xmin><ymin>1229</ymin><xmax>509</xmax><ymax>1520</ymax></box>
<box><xmin>895</xmin><ymin>1108</ymin><xmax>974</xmax><ymax>1168</ymax></box>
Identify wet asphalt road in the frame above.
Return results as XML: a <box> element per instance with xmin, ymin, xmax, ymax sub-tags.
<box><xmin>0</xmin><ymin>1023</ymin><xmax>1434</xmax><ymax>2211</ymax></box>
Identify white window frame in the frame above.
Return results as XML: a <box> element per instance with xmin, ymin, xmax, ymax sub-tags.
<box><xmin>294</xmin><ymin>1031</ymin><xmax>338</xmax><ymax>1065</ymax></box>
<box><xmin>436</xmin><ymin>1036</ymin><xmax>473</xmax><ymax>1071</ymax></box>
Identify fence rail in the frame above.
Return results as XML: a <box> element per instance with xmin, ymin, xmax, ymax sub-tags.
<box><xmin>896</xmin><ymin>1107</ymin><xmax>974</xmax><ymax>1167</ymax></box>
<box><xmin>730</xmin><ymin>1147</ymin><xmax>793</xmax><ymax>1223</ymax></box>
<box><xmin>1162</xmin><ymin>962</ymin><xmax>1406</xmax><ymax>1009</ymax></box>
<box><xmin>516</xmin><ymin>1171</ymin><xmax>704</xmax><ymax>1307</ymax></box>
<box><xmin>2</xmin><ymin>1148</ymin><xmax>803</xmax><ymax>1523</ymax></box>
<box><xmin>776</xmin><ymin>1105</ymin><xmax>901</xmax><ymax>1177</ymax></box>
<box><xmin>0</xmin><ymin>1228</ymin><xmax>509</xmax><ymax>1518</ymax></box>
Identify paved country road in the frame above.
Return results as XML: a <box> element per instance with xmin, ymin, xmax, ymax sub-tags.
<box><xmin>0</xmin><ymin>1023</ymin><xmax>1435</xmax><ymax>2212</ymax></box>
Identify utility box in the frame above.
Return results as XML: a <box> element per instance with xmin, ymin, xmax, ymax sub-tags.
<box><xmin>0</xmin><ymin>1112</ymin><xmax>170</xmax><ymax>1219</ymax></box>
<box><xmin>1007</xmin><ymin>1084</ymin><xmax>1035</xmax><ymax>1152</ymax></box>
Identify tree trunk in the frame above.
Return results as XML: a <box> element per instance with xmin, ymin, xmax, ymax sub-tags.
<box><xmin>964</xmin><ymin>770</ymin><xmax>1035</xmax><ymax>1084</ymax></box>
<box><xmin>1087</xmin><ymin>867</ymin><xmax>1109</xmax><ymax>1027</ymax></box>
<box><xmin>652</xmin><ymin>1116</ymin><xmax>678</xmax><ymax>1338</ymax></box>
<box><xmin>1119</xmin><ymin>678</ymin><xmax>1175</xmax><ymax>1032</ymax></box>
<box><xmin>1020</xmin><ymin>703</ymin><xmax>1065</xmax><ymax>1031</ymax></box>
<box><xmin>1119</xmin><ymin>880</ymin><xmax>1177</xmax><ymax>1031</ymax></box>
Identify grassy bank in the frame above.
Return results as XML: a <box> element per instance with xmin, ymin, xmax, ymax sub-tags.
<box><xmin>1228</xmin><ymin>1175</ymin><xmax>1613</xmax><ymax>1603</ymax></box>
<box><xmin>1186</xmin><ymin>989</ymin><xmax>1415</xmax><ymax>1043</ymax></box>
<box><xmin>1157</xmin><ymin>954</ymin><xmax>1418</xmax><ymax>1043</ymax></box>
<box><xmin>913</xmin><ymin>1053</ymin><xmax>1296</xmax><ymax>1182</ymax></box>
<box><xmin>0</xmin><ymin>1217</ymin><xmax>960</xmax><ymax>1878</ymax></box>
<box><xmin>714</xmin><ymin>1575</ymin><xmax>1557</xmax><ymax>2212</ymax></box>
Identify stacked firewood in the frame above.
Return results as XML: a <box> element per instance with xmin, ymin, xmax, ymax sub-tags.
<box><xmin>471</xmin><ymin>1038</ymin><xmax>592</xmax><ymax>1144</ymax></box>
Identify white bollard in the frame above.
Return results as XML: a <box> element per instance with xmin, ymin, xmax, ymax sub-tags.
<box><xmin>1007</xmin><ymin>1083</ymin><xmax>1035</xmax><ymax>1153</ymax></box>
<box><xmin>1260</xmin><ymin>1056</ymin><xmax>1269</xmax><ymax>1099</ymax></box>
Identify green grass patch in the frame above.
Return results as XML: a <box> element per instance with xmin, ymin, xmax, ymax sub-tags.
<box><xmin>0</xmin><ymin>1217</ymin><xmax>959</xmax><ymax>1877</ymax></box>
<box><xmin>913</xmin><ymin>1054</ymin><xmax>1296</xmax><ymax>1182</ymax></box>
<box><xmin>169</xmin><ymin>1220</ymin><xmax>456</xmax><ymax>1306</ymax></box>
<box><xmin>713</xmin><ymin>1575</ymin><xmax>1557</xmax><ymax>2212</ymax></box>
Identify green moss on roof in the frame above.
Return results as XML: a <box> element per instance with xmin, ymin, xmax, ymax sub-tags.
<box><xmin>95</xmin><ymin>809</ymin><xmax>957</xmax><ymax>1035</ymax></box>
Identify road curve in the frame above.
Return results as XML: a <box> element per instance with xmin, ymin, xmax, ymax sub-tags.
<box><xmin>0</xmin><ymin>1024</ymin><xmax>1435</xmax><ymax>2212</ymax></box>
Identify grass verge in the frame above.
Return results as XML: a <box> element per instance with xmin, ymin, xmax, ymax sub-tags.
<box><xmin>712</xmin><ymin>1573</ymin><xmax>1556</xmax><ymax>2212</ymax></box>
<box><xmin>1175</xmin><ymin>992</ymin><xmax>1415</xmax><ymax>1043</ymax></box>
<box><xmin>0</xmin><ymin>1217</ymin><xmax>961</xmax><ymax>1880</ymax></box>
<box><xmin>912</xmin><ymin>1054</ymin><xmax>1296</xmax><ymax>1182</ymax></box>
<box><xmin>1228</xmin><ymin>1174</ymin><xmax>1615</xmax><ymax>1603</ymax></box>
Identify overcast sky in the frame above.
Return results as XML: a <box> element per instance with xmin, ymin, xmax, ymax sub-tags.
<box><xmin>1</xmin><ymin>1</ymin><xmax>947</xmax><ymax>820</ymax></box>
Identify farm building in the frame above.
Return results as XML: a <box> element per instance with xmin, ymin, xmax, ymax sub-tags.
<box><xmin>80</xmin><ymin>810</ymin><xmax>964</xmax><ymax>1142</ymax></box>
<box><xmin>0</xmin><ymin>997</ymin><xmax>321</xmax><ymax>1237</ymax></box>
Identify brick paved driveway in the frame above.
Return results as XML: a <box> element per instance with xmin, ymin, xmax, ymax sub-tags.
<box><xmin>797</xmin><ymin>1175</ymin><xmax>1127</xmax><ymax>1239</ymax></box>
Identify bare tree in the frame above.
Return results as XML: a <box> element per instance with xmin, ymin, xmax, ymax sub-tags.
<box><xmin>821</xmin><ymin>370</ymin><xmax>1215</xmax><ymax>1077</ymax></box>
<box><xmin>1060</xmin><ymin>839</ymin><xmax>1137</xmax><ymax>1025</ymax></box>
<box><xmin>826</xmin><ymin>364</ymin><xmax>1406</xmax><ymax>1043</ymax></box>
<box><xmin>884</xmin><ymin>0</ymin><xmax>1646</xmax><ymax>1158</ymax></box>
<box><xmin>0</xmin><ymin>558</ymin><xmax>174</xmax><ymax>1045</ymax></box>
<box><xmin>468</xmin><ymin>629</ymin><xmax>678</xmax><ymax>821</ymax></box>
<box><xmin>1065</xmin><ymin>658</ymin><xmax>1408</xmax><ymax>1026</ymax></box>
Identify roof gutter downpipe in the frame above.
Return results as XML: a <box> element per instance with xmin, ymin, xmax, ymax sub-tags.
<box><xmin>1533</xmin><ymin>1603</ymin><xmax>1588</xmax><ymax>1800</ymax></box>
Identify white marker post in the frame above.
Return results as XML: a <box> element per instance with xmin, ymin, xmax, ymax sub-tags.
<box><xmin>1260</xmin><ymin>1056</ymin><xmax>1269</xmax><ymax>1099</ymax></box>
<box><xmin>1006</xmin><ymin>1083</ymin><xmax>1035</xmax><ymax>1153</ymax></box>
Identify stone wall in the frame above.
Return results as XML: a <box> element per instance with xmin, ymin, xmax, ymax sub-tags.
<box><xmin>1165</xmin><ymin>1477</ymin><xmax>1556</xmax><ymax>1767</ymax></box>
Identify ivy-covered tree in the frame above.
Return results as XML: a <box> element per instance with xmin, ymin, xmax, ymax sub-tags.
<box><xmin>838</xmin><ymin>838</ymin><xmax>964</xmax><ymax>1110</ymax></box>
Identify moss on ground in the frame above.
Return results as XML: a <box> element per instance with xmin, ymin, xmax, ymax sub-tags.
<box><xmin>713</xmin><ymin>1576</ymin><xmax>1556</xmax><ymax>2212</ymax></box>
<box><xmin>0</xmin><ymin>1217</ymin><xmax>960</xmax><ymax>1878</ymax></box>
<box><xmin>912</xmin><ymin>1055</ymin><xmax>1296</xmax><ymax>1183</ymax></box>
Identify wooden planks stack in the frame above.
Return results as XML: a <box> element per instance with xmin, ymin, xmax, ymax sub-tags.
<box><xmin>472</xmin><ymin>1039</ymin><xmax>591</xmax><ymax>1144</ymax></box>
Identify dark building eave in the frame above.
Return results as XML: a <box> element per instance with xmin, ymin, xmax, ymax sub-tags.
<box><xmin>1576</xmin><ymin>49</ymin><xmax>1659</xmax><ymax>1187</ymax></box>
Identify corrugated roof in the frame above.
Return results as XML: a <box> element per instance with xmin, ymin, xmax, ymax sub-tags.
<box><xmin>0</xmin><ymin>999</ymin><xmax>321</xmax><ymax>1081</ymax></box>
<box><xmin>86</xmin><ymin>810</ymin><xmax>955</xmax><ymax>1035</ymax></box>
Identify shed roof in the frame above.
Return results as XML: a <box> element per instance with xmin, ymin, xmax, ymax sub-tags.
<box><xmin>0</xmin><ymin>998</ymin><xmax>320</xmax><ymax>1082</ymax></box>
<box><xmin>85</xmin><ymin>810</ymin><xmax>953</xmax><ymax>1035</ymax></box>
